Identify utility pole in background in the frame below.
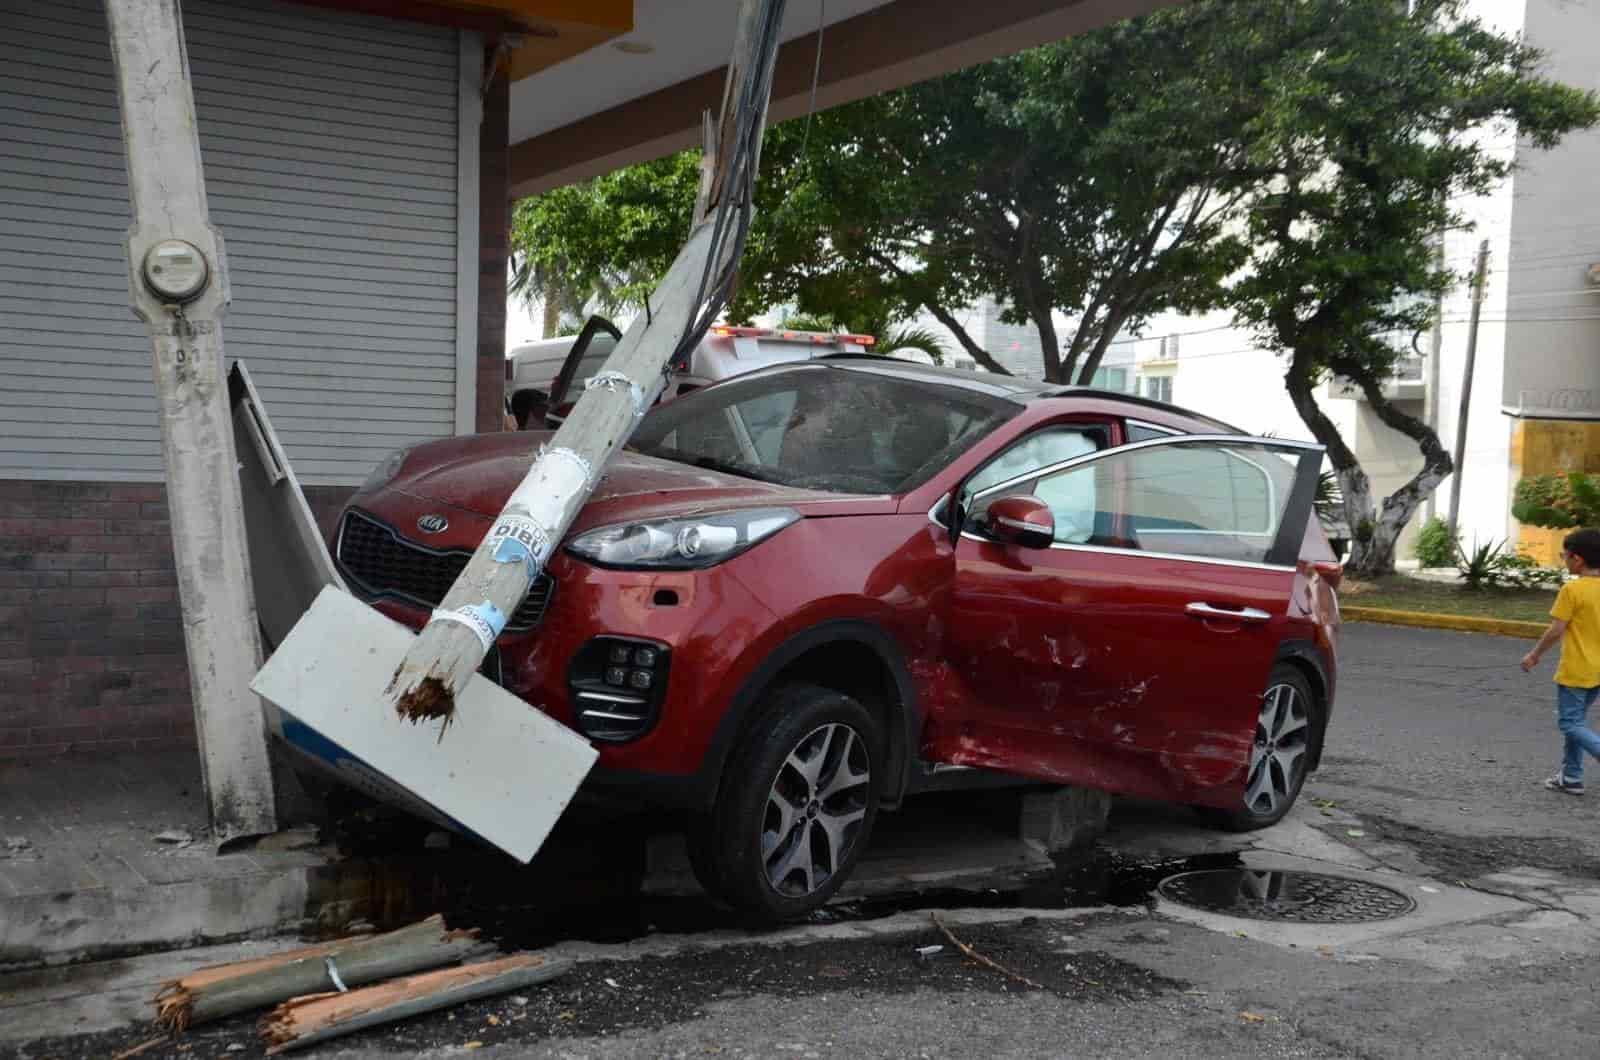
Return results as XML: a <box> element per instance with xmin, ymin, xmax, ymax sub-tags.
<box><xmin>1446</xmin><ymin>239</ymin><xmax>1490</xmax><ymax>540</ymax></box>
<box><xmin>1422</xmin><ymin>230</ymin><xmax>1445</xmax><ymax>522</ymax></box>
<box><xmin>105</xmin><ymin>0</ymin><xmax>277</xmax><ymax>844</ymax></box>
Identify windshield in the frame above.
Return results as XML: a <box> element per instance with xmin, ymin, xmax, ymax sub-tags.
<box><xmin>629</xmin><ymin>365</ymin><xmax>1015</xmax><ymax>495</ymax></box>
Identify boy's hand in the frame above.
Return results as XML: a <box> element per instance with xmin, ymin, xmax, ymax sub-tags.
<box><xmin>1521</xmin><ymin>651</ymin><xmax>1540</xmax><ymax>672</ymax></box>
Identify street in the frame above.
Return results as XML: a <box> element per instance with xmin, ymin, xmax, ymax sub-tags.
<box><xmin>4</xmin><ymin>622</ymin><xmax>1598</xmax><ymax>1060</ymax></box>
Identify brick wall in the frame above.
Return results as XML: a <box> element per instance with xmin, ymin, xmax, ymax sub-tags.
<box><xmin>0</xmin><ymin>480</ymin><xmax>352</xmax><ymax>760</ymax></box>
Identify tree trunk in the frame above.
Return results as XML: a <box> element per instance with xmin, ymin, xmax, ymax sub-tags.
<box><xmin>1339</xmin><ymin>359</ymin><xmax>1454</xmax><ymax>578</ymax></box>
<box><xmin>541</xmin><ymin>275</ymin><xmax>561</xmax><ymax>339</ymax></box>
<box><xmin>1283</xmin><ymin>346</ymin><xmax>1454</xmax><ymax>579</ymax></box>
<box><xmin>918</xmin><ymin>299</ymin><xmax>1011</xmax><ymax>375</ymax></box>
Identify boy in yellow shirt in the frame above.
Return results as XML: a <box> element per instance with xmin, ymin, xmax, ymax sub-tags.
<box><xmin>1521</xmin><ymin>528</ymin><xmax>1600</xmax><ymax>795</ymax></box>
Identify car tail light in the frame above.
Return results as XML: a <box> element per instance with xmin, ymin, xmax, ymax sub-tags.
<box><xmin>1310</xmin><ymin>560</ymin><xmax>1344</xmax><ymax>591</ymax></box>
<box><xmin>568</xmin><ymin>636</ymin><xmax>670</xmax><ymax>742</ymax></box>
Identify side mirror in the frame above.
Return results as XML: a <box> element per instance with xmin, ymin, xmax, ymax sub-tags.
<box><xmin>984</xmin><ymin>495</ymin><xmax>1055</xmax><ymax>550</ymax></box>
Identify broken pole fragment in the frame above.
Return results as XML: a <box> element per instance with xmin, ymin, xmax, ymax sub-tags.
<box><xmin>387</xmin><ymin>0</ymin><xmax>786</xmax><ymax>726</ymax></box>
<box><xmin>154</xmin><ymin>915</ymin><xmax>484</xmax><ymax>1031</ymax></box>
<box><xmin>258</xmin><ymin>953</ymin><xmax>572</xmax><ymax>1054</ymax></box>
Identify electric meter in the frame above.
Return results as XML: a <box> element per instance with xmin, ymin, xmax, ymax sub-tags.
<box><xmin>141</xmin><ymin>239</ymin><xmax>209</xmax><ymax>303</ymax></box>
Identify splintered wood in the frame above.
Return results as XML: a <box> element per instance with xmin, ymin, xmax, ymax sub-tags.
<box><xmin>154</xmin><ymin>915</ymin><xmax>481</xmax><ymax>1030</ymax></box>
<box><xmin>258</xmin><ymin>953</ymin><xmax>572</xmax><ymax>1054</ymax></box>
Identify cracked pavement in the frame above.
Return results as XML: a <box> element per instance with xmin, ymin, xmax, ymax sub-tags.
<box><xmin>5</xmin><ymin>623</ymin><xmax>1599</xmax><ymax>1059</ymax></box>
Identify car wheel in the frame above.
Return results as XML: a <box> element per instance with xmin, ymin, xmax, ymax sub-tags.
<box><xmin>1205</xmin><ymin>663</ymin><xmax>1319</xmax><ymax>832</ymax></box>
<box><xmin>696</xmin><ymin>683</ymin><xmax>882</xmax><ymax>922</ymax></box>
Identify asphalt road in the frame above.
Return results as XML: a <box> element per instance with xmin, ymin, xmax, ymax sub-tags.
<box><xmin>9</xmin><ymin>622</ymin><xmax>1600</xmax><ymax>1060</ymax></box>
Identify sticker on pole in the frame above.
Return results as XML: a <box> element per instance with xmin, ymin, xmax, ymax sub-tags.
<box><xmin>431</xmin><ymin>601</ymin><xmax>508</xmax><ymax>652</ymax></box>
<box><xmin>489</xmin><ymin>515</ymin><xmax>552</xmax><ymax>581</ymax></box>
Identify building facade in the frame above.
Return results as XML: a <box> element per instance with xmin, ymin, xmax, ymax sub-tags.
<box><xmin>2</xmin><ymin>0</ymin><xmax>510</xmax><ymax>757</ymax></box>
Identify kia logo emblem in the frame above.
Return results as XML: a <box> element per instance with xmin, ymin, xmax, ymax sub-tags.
<box><xmin>417</xmin><ymin>514</ymin><xmax>448</xmax><ymax>534</ymax></box>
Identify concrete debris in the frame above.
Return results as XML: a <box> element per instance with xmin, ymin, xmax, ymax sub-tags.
<box><xmin>915</xmin><ymin>945</ymin><xmax>944</xmax><ymax>958</ymax></box>
<box><xmin>3</xmin><ymin>836</ymin><xmax>31</xmax><ymax>852</ymax></box>
<box><xmin>155</xmin><ymin>829</ymin><xmax>196</xmax><ymax>846</ymax></box>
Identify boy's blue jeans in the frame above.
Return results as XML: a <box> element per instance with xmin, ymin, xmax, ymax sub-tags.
<box><xmin>1557</xmin><ymin>684</ymin><xmax>1600</xmax><ymax>782</ymax></box>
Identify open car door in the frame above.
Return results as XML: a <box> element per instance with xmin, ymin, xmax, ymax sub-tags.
<box><xmin>935</xmin><ymin>434</ymin><xmax>1324</xmax><ymax>812</ymax></box>
<box><xmin>544</xmin><ymin>315</ymin><xmax>622</xmax><ymax>427</ymax></box>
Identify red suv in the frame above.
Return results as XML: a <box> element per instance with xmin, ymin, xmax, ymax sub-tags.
<box><xmin>334</xmin><ymin>358</ymin><xmax>1340</xmax><ymax>920</ymax></box>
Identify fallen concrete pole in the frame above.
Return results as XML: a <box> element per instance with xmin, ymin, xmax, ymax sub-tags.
<box><xmin>388</xmin><ymin>0</ymin><xmax>787</xmax><ymax>725</ymax></box>
<box><xmin>258</xmin><ymin>953</ymin><xmax>571</xmax><ymax>1054</ymax></box>
<box><xmin>154</xmin><ymin>915</ymin><xmax>483</xmax><ymax>1030</ymax></box>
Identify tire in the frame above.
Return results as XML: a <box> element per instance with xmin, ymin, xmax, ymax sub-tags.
<box><xmin>692</xmin><ymin>683</ymin><xmax>883</xmax><ymax>922</ymax></box>
<box><xmin>1204</xmin><ymin>663</ymin><xmax>1320</xmax><ymax>832</ymax></box>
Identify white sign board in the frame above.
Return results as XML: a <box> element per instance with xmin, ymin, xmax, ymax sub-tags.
<box><xmin>252</xmin><ymin>587</ymin><xmax>597</xmax><ymax>863</ymax></box>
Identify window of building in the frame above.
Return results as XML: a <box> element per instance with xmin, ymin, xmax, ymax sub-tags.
<box><xmin>1142</xmin><ymin>375</ymin><xmax>1173</xmax><ymax>404</ymax></box>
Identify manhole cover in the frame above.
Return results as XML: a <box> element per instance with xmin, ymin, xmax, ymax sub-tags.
<box><xmin>1157</xmin><ymin>869</ymin><xmax>1416</xmax><ymax>923</ymax></box>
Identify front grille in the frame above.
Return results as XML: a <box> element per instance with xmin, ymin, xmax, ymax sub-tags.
<box><xmin>336</xmin><ymin>509</ymin><xmax>555</xmax><ymax>632</ymax></box>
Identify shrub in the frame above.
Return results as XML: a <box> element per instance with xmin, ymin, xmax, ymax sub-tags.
<box><xmin>1414</xmin><ymin>516</ymin><xmax>1457</xmax><ymax>568</ymax></box>
<box><xmin>1512</xmin><ymin>472</ymin><xmax>1600</xmax><ymax>530</ymax></box>
<box><xmin>1456</xmin><ymin>538</ymin><xmax>1565</xmax><ymax>591</ymax></box>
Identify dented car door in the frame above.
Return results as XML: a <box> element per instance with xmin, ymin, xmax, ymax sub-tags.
<box><xmin>935</xmin><ymin>435</ymin><xmax>1323</xmax><ymax>810</ymax></box>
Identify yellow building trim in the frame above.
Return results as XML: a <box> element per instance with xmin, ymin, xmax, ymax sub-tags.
<box><xmin>1510</xmin><ymin>417</ymin><xmax>1600</xmax><ymax>564</ymax></box>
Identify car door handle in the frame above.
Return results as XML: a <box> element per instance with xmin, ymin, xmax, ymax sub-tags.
<box><xmin>1185</xmin><ymin>602</ymin><xmax>1272</xmax><ymax>623</ymax></box>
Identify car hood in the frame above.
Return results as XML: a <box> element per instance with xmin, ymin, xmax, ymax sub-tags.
<box><xmin>386</xmin><ymin>431</ymin><xmax>896</xmax><ymax>529</ymax></box>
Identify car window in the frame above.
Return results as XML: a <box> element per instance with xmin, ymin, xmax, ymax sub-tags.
<box><xmin>630</xmin><ymin>366</ymin><xmax>1014</xmax><ymax>495</ymax></box>
<box><xmin>973</xmin><ymin>439</ymin><xmax>1304</xmax><ymax>565</ymax></box>
<box><xmin>1125</xmin><ymin>421</ymin><xmax>1176</xmax><ymax>443</ymax></box>
<box><xmin>567</xmin><ymin>334</ymin><xmax>617</xmax><ymax>394</ymax></box>
<box><xmin>958</xmin><ymin>427</ymin><xmax>1107</xmax><ymax>537</ymax></box>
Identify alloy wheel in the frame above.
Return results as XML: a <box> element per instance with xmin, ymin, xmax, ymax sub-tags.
<box><xmin>1244</xmin><ymin>681</ymin><xmax>1310</xmax><ymax>818</ymax></box>
<box><xmin>761</xmin><ymin>722</ymin><xmax>871</xmax><ymax>897</ymax></box>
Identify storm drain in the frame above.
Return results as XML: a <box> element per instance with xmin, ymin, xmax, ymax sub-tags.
<box><xmin>1157</xmin><ymin>869</ymin><xmax>1417</xmax><ymax>923</ymax></box>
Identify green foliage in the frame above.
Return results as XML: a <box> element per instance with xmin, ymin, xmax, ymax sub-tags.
<box><xmin>877</xmin><ymin>327</ymin><xmax>949</xmax><ymax>365</ymax></box>
<box><xmin>1314</xmin><ymin>471</ymin><xmax>1343</xmax><ymax>527</ymax></box>
<box><xmin>509</xmin><ymin>151</ymin><xmax>702</xmax><ymax>318</ymax></box>
<box><xmin>1456</xmin><ymin>539</ymin><xmax>1565</xmax><ymax>591</ymax></box>
<box><xmin>1512</xmin><ymin>472</ymin><xmax>1600</xmax><ymax>530</ymax></box>
<box><xmin>1414</xmin><ymin>517</ymin><xmax>1458</xmax><ymax>569</ymax></box>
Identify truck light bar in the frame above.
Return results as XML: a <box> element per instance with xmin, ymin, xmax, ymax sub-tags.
<box><xmin>710</xmin><ymin>325</ymin><xmax>876</xmax><ymax>346</ymax></box>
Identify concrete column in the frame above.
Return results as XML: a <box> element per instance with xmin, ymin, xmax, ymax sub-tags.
<box><xmin>1019</xmin><ymin>786</ymin><xmax>1111</xmax><ymax>854</ymax></box>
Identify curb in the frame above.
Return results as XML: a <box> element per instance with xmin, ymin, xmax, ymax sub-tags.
<box><xmin>1342</xmin><ymin>605</ymin><xmax>1545</xmax><ymax>639</ymax></box>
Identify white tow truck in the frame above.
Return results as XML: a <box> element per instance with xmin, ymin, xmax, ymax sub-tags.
<box><xmin>505</xmin><ymin>316</ymin><xmax>876</xmax><ymax>428</ymax></box>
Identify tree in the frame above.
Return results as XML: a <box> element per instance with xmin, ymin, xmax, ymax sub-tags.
<box><xmin>739</xmin><ymin>9</ymin><xmax>1271</xmax><ymax>382</ymax></box>
<box><xmin>1226</xmin><ymin>0</ymin><xmax>1599</xmax><ymax>576</ymax></box>
<box><xmin>508</xmin><ymin>151</ymin><xmax>702</xmax><ymax>332</ymax></box>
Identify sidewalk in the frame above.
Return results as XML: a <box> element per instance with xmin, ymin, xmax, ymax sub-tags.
<box><xmin>0</xmin><ymin>750</ymin><xmax>337</xmax><ymax>970</ymax></box>
<box><xmin>0</xmin><ymin>750</ymin><xmax>644</xmax><ymax>971</ymax></box>
<box><xmin>0</xmin><ymin>751</ymin><xmax>1061</xmax><ymax>973</ymax></box>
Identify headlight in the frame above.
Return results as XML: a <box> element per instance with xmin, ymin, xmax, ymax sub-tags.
<box><xmin>358</xmin><ymin>447</ymin><xmax>409</xmax><ymax>495</ymax></box>
<box><xmin>567</xmin><ymin>508</ymin><xmax>800</xmax><ymax>570</ymax></box>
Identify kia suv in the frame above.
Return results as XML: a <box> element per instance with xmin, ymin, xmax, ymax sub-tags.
<box><xmin>333</xmin><ymin>358</ymin><xmax>1340</xmax><ymax>920</ymax></box>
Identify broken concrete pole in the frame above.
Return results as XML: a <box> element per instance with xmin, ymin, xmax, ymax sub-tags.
<box><xmin>154</xmin><ymin>915</ymin><xmax>482</xmax><ymax>1030</ymax></box>
<box><xmin>387</xmin><ymin>0</ymin><xmax>784</xmax><ymax>724</ymax></box>
<box><xmin>104</xmin><ymin>0</ymin><xmax>276</xmax><ymax>843</ymax></box>
<box><xmin>259</xmin><ymin>953</ymin><xmax>572</xmax><ymax>1054</ymax></box>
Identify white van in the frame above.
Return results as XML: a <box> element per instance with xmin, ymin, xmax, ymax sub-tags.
<box><xmin>505</xmin><ymin>316</ymin><xmax>874</xmax><ymax>428</ymax></box>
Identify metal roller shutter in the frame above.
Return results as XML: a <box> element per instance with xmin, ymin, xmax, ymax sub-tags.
<box><xmin>0</xmin><ymin>0</ymin><xmax>463</xmax><ymax>484</ymax></box>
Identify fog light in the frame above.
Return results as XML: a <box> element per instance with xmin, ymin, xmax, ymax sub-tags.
<box><xmin>629</xmin><ymin>669</ymin><xmax>653</xmax><ymax>691</ymax></box>
<box><xmin>605</xmin><ymin>667</ymin><xmax>627</xmax><ymax>686</ymax></box>
<box><xmin>634</xmin><ymin>647</ymin><xmax>658</xmax><ymax>668</ymax></box>
<box><xmin>610</xmin><ymin>645</ymin><xmax>632</xmax><ymax>665</ymax></box>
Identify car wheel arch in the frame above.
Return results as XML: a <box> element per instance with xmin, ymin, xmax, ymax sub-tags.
<box><xmin>702</xmin><ymin>620</ymin><xmax>920</xmax><ymax>811</ymax></box>
<box><xmin>1274</xmin><ymin>640</ymin><xmax>1331</xmax><ymax>772</ymax></box>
